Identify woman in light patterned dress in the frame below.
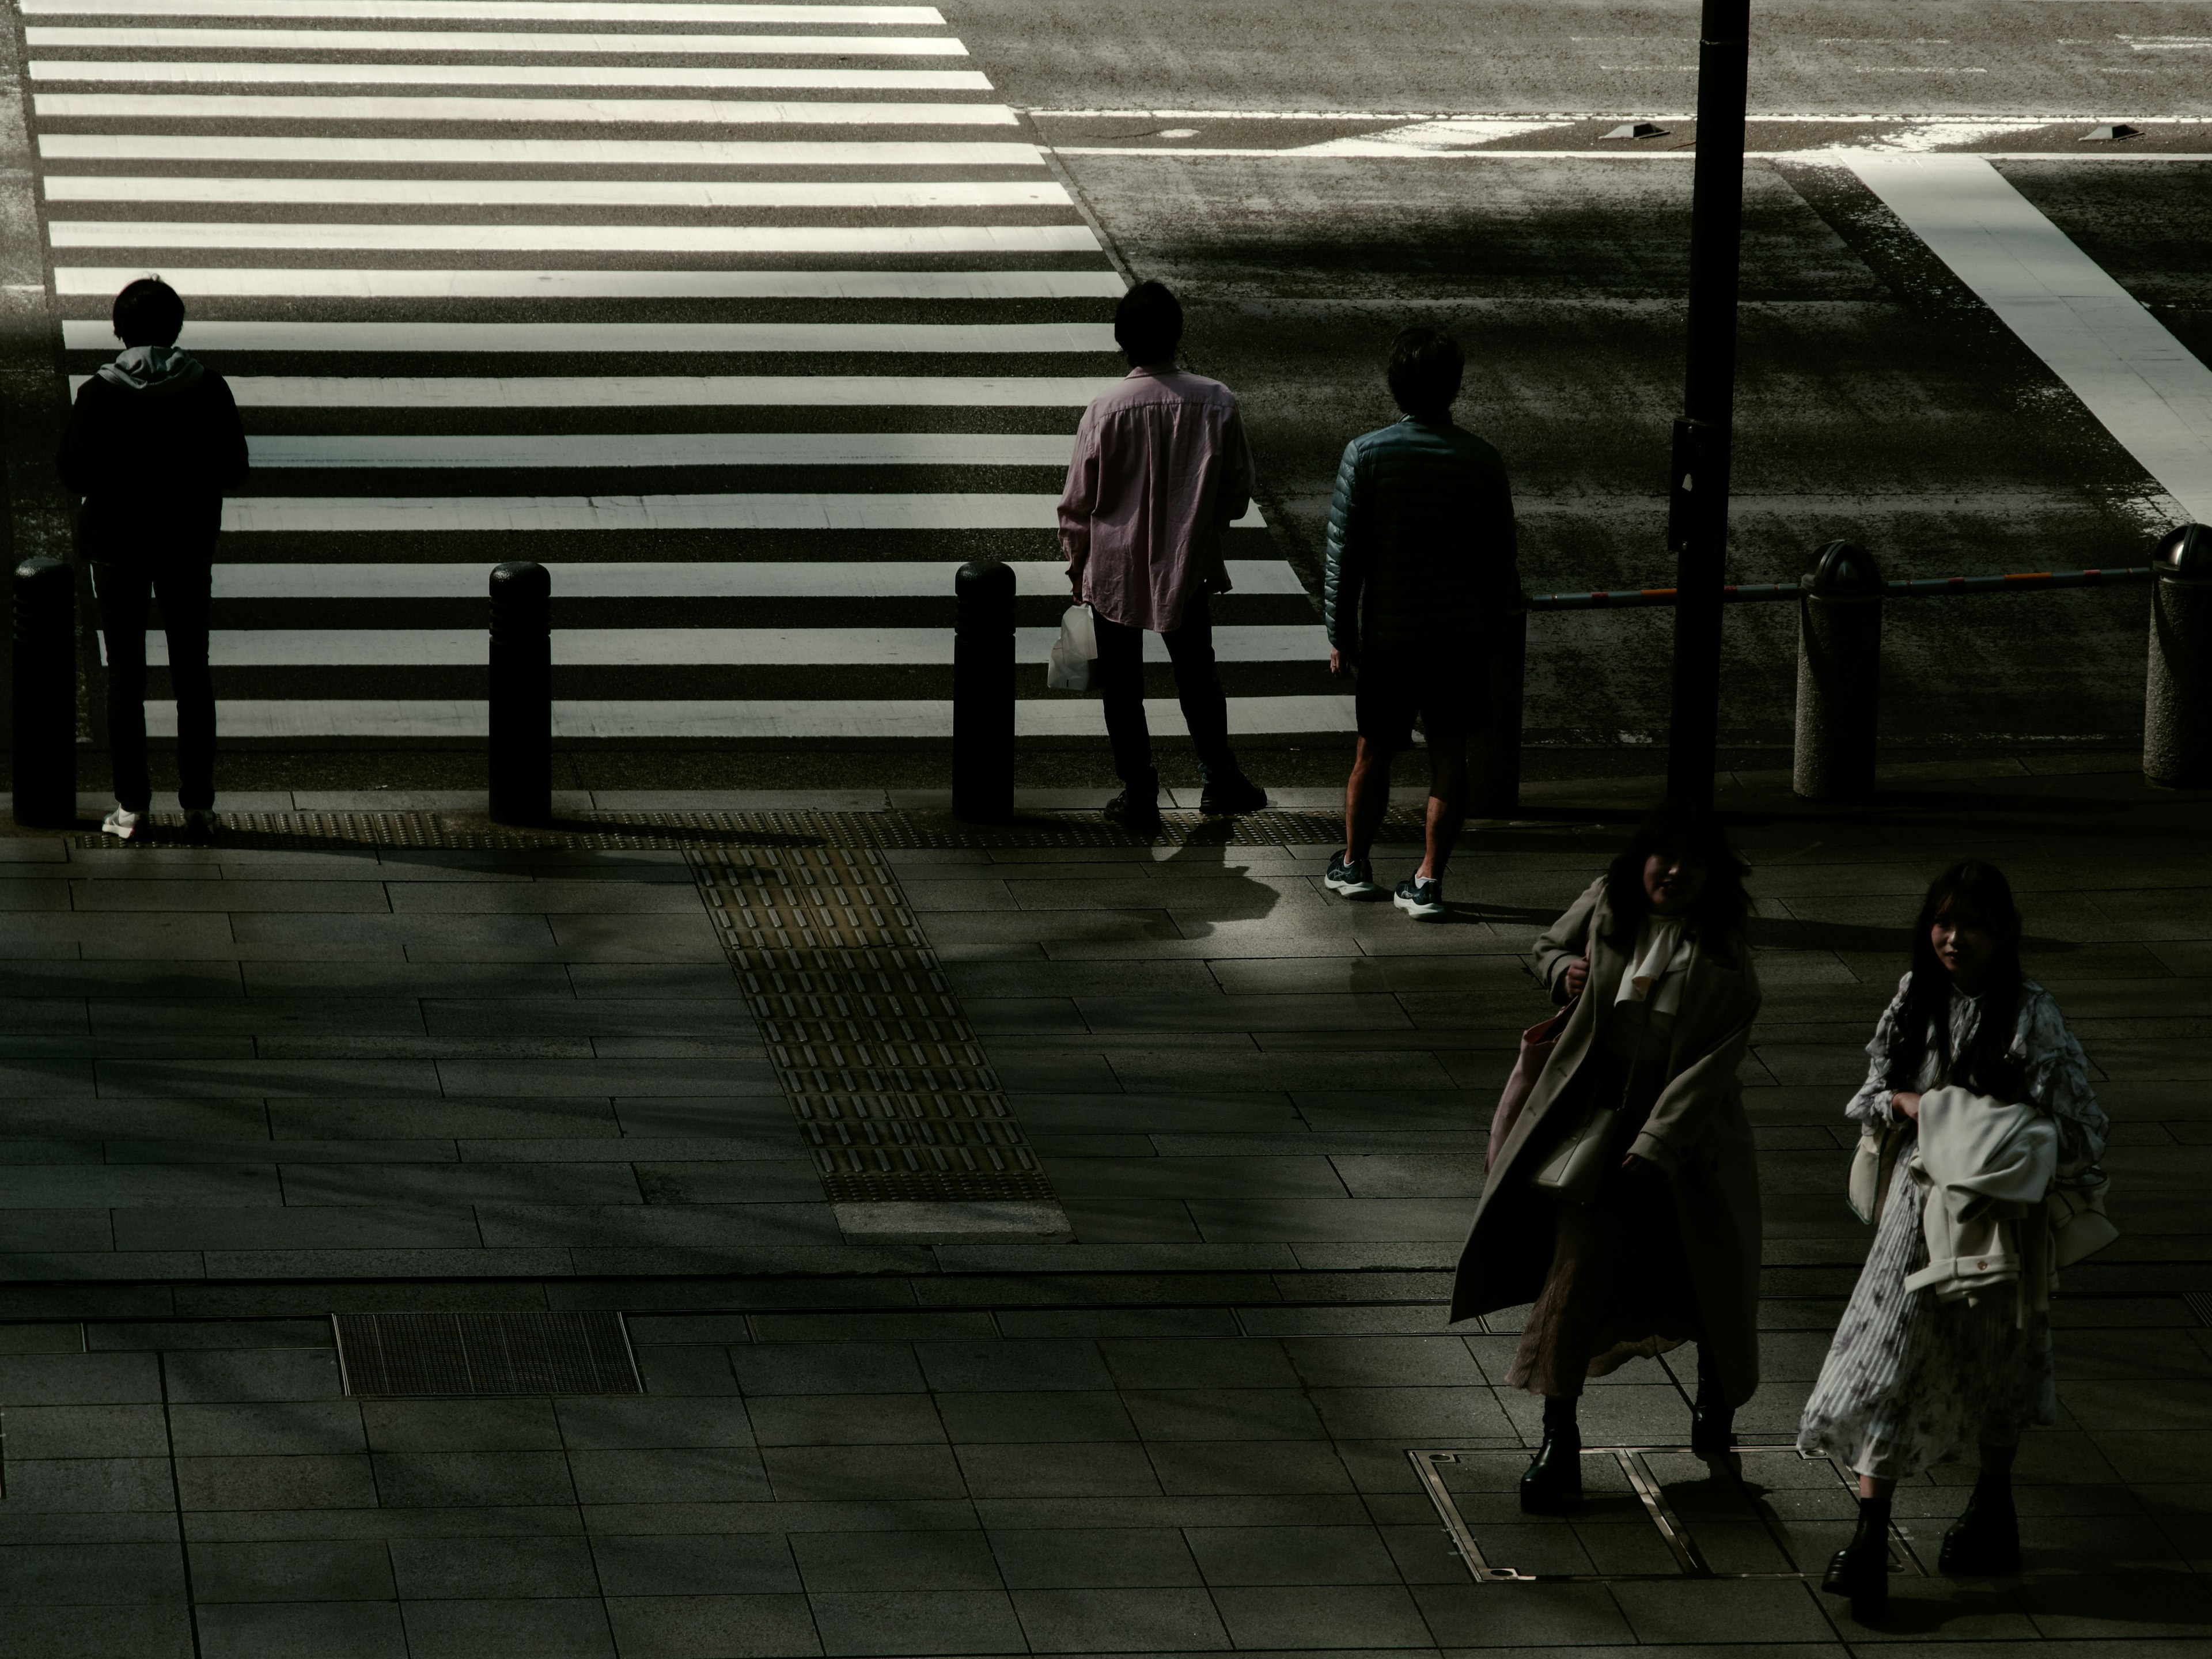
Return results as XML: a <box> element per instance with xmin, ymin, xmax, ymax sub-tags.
<box><xmin>1798</xmin><ymin>861</ymin><xmax>2107</xmax><ymax>1622</ymax></box>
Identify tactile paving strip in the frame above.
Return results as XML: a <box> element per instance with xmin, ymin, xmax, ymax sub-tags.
<box><xmin>70</xmin><ymin>805</ymin><xmax>1427</xmax><ymax>853</ymax></box>
<box><xmin>690</xmin><ymin>845</ymin><xmax>1053</xmax><ymax>1205</ymax></box>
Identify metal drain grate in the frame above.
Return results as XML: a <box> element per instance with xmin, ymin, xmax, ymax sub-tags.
<box><xmin>2187</xmin><ymin>1291</ymin><xmax>2212</xmax><ymax>1328</ymax></box>
<box><xmin>333</xmin><ymin>1311</ymin><xmax>642</xmax><ymax>1397</ymax></box>
<box><xmin>691</xmin><ymin>845</ymin><xmax>1054</xmax><ymax>1205</ymax></box>
<box><xmin>70</xmin><ymin>806</ymin><xmax>1427</xmax><ymax>854</ymax></box>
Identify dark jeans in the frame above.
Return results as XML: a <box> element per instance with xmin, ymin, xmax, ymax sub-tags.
<box><xmin>1090</xmin><ymin>593</ymin><xmax>1233</xmax><ymax>785</ymax></box>
<box><xmin>93</xmin><ymin>559</ymin><xmax>214</xmax><ymax>812</ymax></box>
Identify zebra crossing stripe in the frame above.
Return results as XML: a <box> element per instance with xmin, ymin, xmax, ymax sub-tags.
<box><xmin>206</xmin><ymin>560</ymin><xmax>1309</xmax><ymax>599</ymax></box>
<box><xmin>149</xmin><ymin>376</ymin><xmax>1125</xmax><ymax>407</ymax></box>
<box><xmin>21</xmin><ymin>0</ymin><xmax>949</xmax><ymax>21</ymax></box>
<box><xmin>50</xmin><ymin>223</ymin><xmax>1099</xmax><ymax>252</ymax></box>
<box><xmin>41</xmin><ymin>136</ymin><xmax>1045</xmax><ymax>165</ymax></box>
<box><xmin>47</xmin><ymin>175</ymin><xmax>1070</xmax><ymax>206</ymax></box>
<box><xmin>33</xmin><ymin>93</ymin><xmax>1020</xmax><ymax>123</ymax></box>
<box><xmin>224</xmin><ymin>495</ymin><xmax>1271</xmax><ymax>532</ymax></box>
<box><xmin>26</xmin><ymin>28</ymin><xmax>972</xmax><ymax>54</ymax></box>
<box><xmin>247</xmin><ymin>431</ymin><xmax>1080</xmax><ymax>466</ymax></box>
<box><xmin>54</xmin><ymin>268</ymin><xmax>1116</xmax><ymax>299</ymax></box>
<box><xmin>144</xmin><ymin>698</ymin><xmax>1357</xmax><ymax>740</ymax></box>
<box><xmin>32</xmin><ymin>61</ymin><xmax>995</xmax><ymax>89</ymax></box>
<box><xmin>64</xmin><ymin>320</ymin><xmax>1115</xmax><ymax>352</ymax></box>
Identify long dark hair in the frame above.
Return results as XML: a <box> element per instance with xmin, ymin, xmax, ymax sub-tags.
<box><xmin>1884</xmin><ymin>861</ymin><xmax>2026</xmax><ymax>1098</ymax></box>
<box><xmin>1602</xmin><ymin>801</ymin><xmax>1752</xmax><ymax>965</ymax></box>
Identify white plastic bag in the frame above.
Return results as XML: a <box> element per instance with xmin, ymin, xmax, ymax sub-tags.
<box><xmin>1046</xmin><ymin>604</ymin><xmax>1097</xmax><ymax>691</ymax></box>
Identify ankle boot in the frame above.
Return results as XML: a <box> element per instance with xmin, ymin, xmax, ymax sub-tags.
<box><xmin>1940</xmin><ymin>1472</ymin><xmax>2021</xmax><ymax>1576</ymax></box>
<box><xmin>1103</xmin><ymin>771</ymin><xmax>1162</xmax><ymax>836</ymax></box>
<box><xmin>1688</xmin><ymin>1347</ymin><xmax>1734</xmax><ymax>1459</ymax></box>
<box><xmin>1823</xmin><ymin>1495</ymin><xmax>1891</xmax><ymax>1623</ymax></box>
<box><xmin>1520</xmin><ymin>1396</ymin><xmax>1582</xmax><ymax>1516</ymax></box>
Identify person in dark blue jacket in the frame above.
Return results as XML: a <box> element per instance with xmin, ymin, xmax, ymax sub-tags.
<box><xmin>58</xmin><ymin>277</ymin><xmax>249</xmax><ymax>842</ymax></box>
<box><xmin>1322</xmin><ymin>328</ymin><xmax>1518</xmax><ymax>918</ymax></box>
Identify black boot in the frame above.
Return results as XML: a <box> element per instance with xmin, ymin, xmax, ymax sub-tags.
<box><xmin>1940</xmin><ymin>1471</ymin><xmax>2021</xmax><ymax>1576</ymax></box>
<box><xmin>1197</xmin><ymin>760</ymin><xmax>1267</xmax><ymax>816</ymax></box>
<box><xmin>1689</xmin><ymin>1345</ymin><xmax>1734</xmax><ymax>1459</ymax></box>
<box><xmin>1823</xmin><ymin>1494</ymin><xmax>1891</xmax><ymax>1623</ymax></box>
<box><xmin>1103</xmin><ymin>770</ymin><xmax>1162</xmax><ymax>836</ymax></box>
<box><xmin>1520</xmin><ymin>1396</ymin><xmax>1582</xmax><ymax>1515</ymax></box>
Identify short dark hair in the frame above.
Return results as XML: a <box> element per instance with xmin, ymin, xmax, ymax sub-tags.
<box><xmin>1387</xmin><ymin>327</ymin><xmax>1463</xmax><ymax>416</ymax></box>
<box><xmin>1113</xmin><ymin>280</ymin><xmax>1183</xmax><ymax>366</ymax></box>
<box><xmin>113</xmin><ymin>276</ymin><xmax>184</xmax><ymax>347</ymax></box>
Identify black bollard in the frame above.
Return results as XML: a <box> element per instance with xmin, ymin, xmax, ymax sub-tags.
<box><xmin>1793</xmin><ymin>540</ymin><xmax>1884</xmax><ymax>802</ymax></box>
<box><xmin>2146</xmin><ymin>523</ymin><xmax>2212</xmax><ymax>789</ymax></box>
<box><xmin>11</xmin><ymin>557</ymin><xmax>75</xmax><ymax>827</ymax></box>
<box><xmin>952</xmin><ymin>559</ymin><xmax>1014</xmax><ymax>824</ymax></box>
<box><xmin>1472</xmin><ymin>602</ymin><xmax>1527</xmax><ymax>816</ymax></box>
<box><xmin>488</xmin><ymin>560</ymin><xmax>551</xmax><ymax>826</ymax></box>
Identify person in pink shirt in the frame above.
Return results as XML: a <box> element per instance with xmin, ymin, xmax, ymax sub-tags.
<box><xmin>1058</xmin><ymin>281</ymin><xmax>1269</xmax><ymax>834</ymax></box>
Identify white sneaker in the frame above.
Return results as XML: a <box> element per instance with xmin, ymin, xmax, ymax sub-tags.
<box><xmin>184</xmin><ymin>809</ymin><xmax>219</xmax><ymax>843</ymax></box>
<box><xmin>101</xmin><ymin>806</ymin><xmax>146</xmax><ymax>843</ymax></box>
<box><xmin>1393</xmin><ymin>872</ymin><xmax>1446</xmax><ymax>919</ymax></box>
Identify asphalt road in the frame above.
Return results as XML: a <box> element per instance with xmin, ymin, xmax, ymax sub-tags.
<box><xmin>5</xmin><ymin>0</ymin><xmax>2212</xmax><ymax>787</ymax></box>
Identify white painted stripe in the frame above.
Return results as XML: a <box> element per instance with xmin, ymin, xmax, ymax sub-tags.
<box><xmin>21</xmin><ymin>0</ymin><xmax>947</xmax><ymax>21</ymax></box>
<box><xmin>26</xmin><ymin>28</ymin><xmax>969</xmax><ymax>55</ymax></box>
<box><xmin>153</xmin><ymin>374</ymin><xmax>1123</xmax><ymax>407</ymax></box>
<box><xmin>42</xmin><ymin>134</ymin><xmax>1041</xmax><ymax>165</ymax></box>
<box><xmin>69</xmin><ymin>320</ymin><xmax>1114</xmax><ymax>352</ymax></box>
<box><xmin>224</xmin><ymin>494</ymin><xmax>1268</xmax><ymax>532</ymax></box>
<box><xmin>31</xmin><ymin>60</ymin><xmax>992</xmax><ymax>90</ymax></box>
<box><xmin>32</xmin><ymin>94</ymin><xmax>1018</xmax><ymax>124</ymax></box>
<box><xmin>151</xmin><ymin>695</ymin><xmax>1354</xmax><ymax>739</ymax></box>
<box><xmin>56</xmin><ymin>267</ymin><xmax>1115</xmax><ymax>300</ymax></box>
<box><xmin>1845</xmin><ymin>154</ymin><xmax>2212</xmax><ymax>521</ymax></box>
<box><xmin>48</xmin><ymin>175</ymin><xmax>1067</xmax><ymax>207</ymax></box>
<box><xmin>209</xmin><ymin>558</ymin><xmax>1306</xmax><ymax>598</ymax></box>
<box><xmin>50</xmin><ymin>223</ymin><xmax>1098</xmax><ymax>253</ymax></box>
<box><xmin>138</xmin><ymin>623</ymin><xmax>1324</xmax><ymax>665</ymax></box>
<box><xmin>249</xmin><ymin>431</ymin><xmax>1077</xmax><ymax>467</ymax></box>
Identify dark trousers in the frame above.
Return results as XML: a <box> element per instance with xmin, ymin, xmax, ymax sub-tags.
<box><xmin>1090</xmin><ymin>594</ymin><xmax>1232</xmax><ymax>785</ymax></box>
<box><xmin>93</xmin><ymin>560</ymin><xmax>214</xmax><ymax>812</ymax></box>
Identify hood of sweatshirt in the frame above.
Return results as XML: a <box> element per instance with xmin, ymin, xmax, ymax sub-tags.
<box><xmin>96</xmin><ymin>344</ymin><xmax>205</xmax><ymax>395</ymax></box>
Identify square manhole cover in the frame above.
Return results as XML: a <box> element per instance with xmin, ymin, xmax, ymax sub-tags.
<box><xmin>334</xmin><ymin>1311</ymin><xmax>642</xmax><ymax>1397</ymax></box>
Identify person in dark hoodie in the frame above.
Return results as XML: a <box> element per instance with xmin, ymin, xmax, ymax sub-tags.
<box><xmin>58</xmin><ymin>276</ymin><xmax>249</xmax><ymax>842</ymax></box>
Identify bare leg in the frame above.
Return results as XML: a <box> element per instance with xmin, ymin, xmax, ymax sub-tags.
<box><xmin>1858</xmin><ymin>1474</ymin><xmax>1896</xmax><ymax>1500</ymax></box>
<box><xmin>1343</xmin><ymin>737</ymin><xmax>1392</xmax><ymax>861</ymax></box>
<box><xmin>1418</xmin><ymin>741</ymin><xmax>1468</xmax><ymax>880</ymax></box>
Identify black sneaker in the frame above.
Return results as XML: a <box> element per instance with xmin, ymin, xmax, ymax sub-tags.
<box><xmin>1198</xmin><ymin>771</ymin><xmax>1267</xmax><ymax>816</ymax></box>
<box><xmin>1103</xmin><ymin>785</ymin><xmax>1162</xmax><ymax>837</ymax></box>
<box><xmin>1325</xmin><ymin>851</ymin><xmax>1384</xmax><ymax>899</ymax></box>
<box><xmin>1393</xmin><ymin>873</ymin><xmax>1445</xmax><ymax>919</ymax></box>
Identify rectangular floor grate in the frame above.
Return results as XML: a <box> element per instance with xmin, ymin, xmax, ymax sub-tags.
<box><xmin>691</xmin><ymin>844</ymin><xmax>1055</xmax><ymax>1205</ymax></box>
<box><xmin>333</xmin><ymin>1311</ymin><xmax>642</xmax><ymax>1397</ymax></box>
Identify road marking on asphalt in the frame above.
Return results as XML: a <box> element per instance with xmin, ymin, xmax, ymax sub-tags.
<box><xmin>31</xmin><ymin>59</ymin><xmax>993</xmax><ymax>89</ymax></box>
<box><xmin>67</xmin><ymin>319</ymin><xmax>1114</xmax><ymax>353</ymax></box>
<box><xmin>49</xmin><ymin>222</ymin><xmax>1099</xmax><ymax>252</ymax></box>
<box><xmin>1844</xmin><ymin>153</ymin><xmax>2212</xmax><ymax>521</ymax></box>
<box><xmin>144</xmin><ymin>374</ymin><xmax>1124</xmax><ymax>407</ymax></box>
<box><xmin>135</xmin><ymin>623</ymin><xmax>1325</xmax><ymax>666</ymax></box>
<box><xmin>26</xmin><ymin>27</ymin><xmax>970</xmax><ymax>54</ymax></box>
<box><xmin>247</xmin><ymin>431</ymin><xmax>1080</xmax><ymax>465</ymax></box>
<box><xmin>41</xmin><ymin>134</ymin><xmax>1044</xmax><ymax>165</ymax></box>
<box><xmin>33</xmin><ymin>93</ymin><xmax>1019</xmax><ymax>123</ymax></box>
<box><xmin>145</xmin><ymin>697</ymin><xmax>1354</xmax><ymax>740</ymax></box>
<box><xmin>46</xmin><ymin>175</ymin><xmax>1070</xmax><ymax>207</ymax></box>
<box><xmin>224</xmin><ymin>494</ymin><xmax>1267</xmax><ymax>532</ymax></box>
<box><xmin>21</xmin><ymin>0</ymin><xmax>946</xmax><ymax>19</ymax></box>
<box><xmin>54</xmin><ymin>267</ymin><xmax>1111</xmax><ymax>301</ymax></box>
<box><xmin>206</xmin><ymin>559</ymin><xmax>1306</xmax><ymax>597</ymax></box>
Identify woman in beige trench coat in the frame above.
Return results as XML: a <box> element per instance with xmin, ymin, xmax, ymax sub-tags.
<box><xmin>1449</xmin><ymin>802</ymin><xmax>1763</xmax><ymax>1513</ymax></box>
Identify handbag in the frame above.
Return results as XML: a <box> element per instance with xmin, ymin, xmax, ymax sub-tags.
<box><xmin>1488</xmin><ymin>999</ymin><xmax>1575</xmax><ymax>1169</ymax></box>
<box><xmin>1046</xmin><ymin>604</ymin><xmax>1097</xmax><ymax>690</ymax></box>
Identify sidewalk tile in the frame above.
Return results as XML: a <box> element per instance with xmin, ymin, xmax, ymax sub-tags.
<box><xmin>746</xmin><ymin>1393</ymin><xmax>943</xmax><ymax>1447</ymax></box>
<box><xmin>196</xmin><ymin>1601</ymin><xmax>402</xmax><ymax>1659</ymax></box>
<box><xmin>400</xmin><ymin>1596</ymin><xmax>613</xmax><ymax>1658</ymax></box>
<box><xmin>371</xmin><ymin>1451</ymin><xmax>575</xmax><ymax>1509</ymax></box>
<box><xmin>0</xmin><ymin>1403</ymin><xmax>169</xmax><ymax>1458</ymax></box>
<box><xmin>361</xmin><ymin>1400</ymin><xmax>562</xmax><ymax>1453</ymax></box>
<box><xmin>1184</xmin><ymin>1524</ymin><xmax>1404</xmax><ymax>1588</ymax></box>
<box><xmin>791</xmin><ymin>1532</ymin><xmax>1001</xmax><ymax>1593</ymax></box>
<box><xmin>986</xmin><ymin>1527</ymin><xmax>1201</xmax><ymax>1589</ymax></box>
<box><xmin>730</xmin><ymin>1343</ymin><xmax>925</xmax><ymax>1396</ymax></box>
<box><xmin>176</xmin><ymin>1454</ymin><xmax>378</xmax><ymax>1511</ymax></box>
<box><xmin>388</xmin><ymin>1536</ymin><xmax>599</xmax><ymax>1599</ymax></box>
<box><xmin>1210</xmin><ymin>1584</ymin><xmax>1434</xmax><ymax>1648</ymax></box>
<box><xmin>955</xmin><ymin>1442</ymin><xmax>1161</xmax><ymax>1499</ymax></box>
<box><xmin>187</xmin><ymin>1539</ymin><xmax>395</xmax><ymax>1603</ymax></box>
<box><xmin>166</xmin><ymin>1402</ymin><xmax>366</xmax><ymax>1456</ymax></box>
<box><xmin>809</xmin><ymin>1589</ymin><xmax>1025</xmax><ymax>1656</ymax></box>
<box><xmin>0</xmin><ymin>1538</ymin><xmax>184</xmax><ymax>1601</ymax></box>
<box><xmin>568</xmin><ymin>1447</ymin><xmax>771</xmax><ymax>1505</ymax></box>
<box><xmin>937</xmin><ymin>1391</ymin><xmax>1137</xmax><ymax>1444</ymax></box>
<box><xmin>588</xmin><ymin>1534</ymin><xmax>799</xmax><ymax>1597</ymax></box>
<box><xmin>1009</xmin><ymin>1586</ymin><xmax>1230</xmax><ymax>1653</ymax></box>
<box><xmin>603</xmin><ymin>1593</ymin><xmax>820</xmax><ymax>1659</ymax></box>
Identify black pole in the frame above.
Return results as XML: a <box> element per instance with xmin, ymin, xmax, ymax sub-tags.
<box><xmin>952</xmin><ymin>559</ymin><xmax>1015</xmax><ymax>823</ymax></box>
<box><xmin>1664</xmin><ymin>0</ymin><xmax>1752</xmax><ymax>808</ymax></box>
<box><xmin>488</xmin><ymin>559</ymin><xmax>551</xmax><ymax>826</ymax></box>
<box><xmin>10</xmin><ymin>556</ymin><xmax>74</xmax><ymax>827</ymax></box>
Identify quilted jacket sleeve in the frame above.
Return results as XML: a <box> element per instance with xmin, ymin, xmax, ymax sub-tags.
<box><xmin>1321</xmin><ymin>436</ymin><xmax>1365</xmax><ymax>652</ymax></box>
